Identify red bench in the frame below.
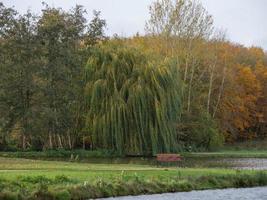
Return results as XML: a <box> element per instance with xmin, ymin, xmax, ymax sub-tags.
<box><xmin>156</xmin><ymin>154</ymin><xmax>182</xmax><ymax>164</ymax></box>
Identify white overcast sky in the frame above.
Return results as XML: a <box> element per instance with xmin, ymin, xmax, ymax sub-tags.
<box><xmin>2</xmin><ymin>0</ymin><xmax>267</xmax><ymax>50</ymax></box>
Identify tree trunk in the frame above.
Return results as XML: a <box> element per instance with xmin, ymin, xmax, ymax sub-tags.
<box><xmin>1</xmin><ymin>132</ymin><xmax>7</xmax><ymax>148</ymax></box>
<box><xmin>57</xmin><ymin>134</ymin><xmax>63</xmax><ymax>149</ymax></box>
<box><xmin>187</xmin><ymin>59</ymin><xmax>196</xmax><ymax>113</ymax></box>
<box><xmin>213</xmin><ymin>66</ymin><xmax>226</xmax><ymax>118</ymax></box>
<box><xmin>49</xmin><ymin>132</ymin><xmax>53</xmax><ymax>149</ymax></box>
<box><xmin>68</xmin><ymin>132</ymin><xmax>72</xmax><ymax>150</ymax></box>
<box><xmin>83</xmin><ymin>136</ymin><xmax>85</xmax><ymax>149</ymax></box>
<box><xmin>22</xmin><ymin>134</ymin><xmax>26</xmax><ymax>150</ymax></box>
<box><xmin>207</xmin><ymin>60</ymin><xmax>216</xmax><ymax>113</ymax></box>
<box><xmin>183</xmin><ymin>39</ymin><xmax>192</xmax><ymax>82</ymax></box>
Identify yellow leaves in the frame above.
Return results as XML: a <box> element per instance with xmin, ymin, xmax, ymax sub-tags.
<box><xmin>219</xmin><ymin>62</ymin><xmax>262</xmax><ymax>140</ymax></box>
<box><xmin>236</xmin><ymin>65</ymin><xmax>261</xmax><ymax>95</ymax></box>
<box><xmin>255</xmin><ymin>62</ymin><xmax>267</xmax><ymax>80</ymax></box>
<box><xmin>126</xmin><ymin>31</ymin><xmax>267</xmax><ymax>143</ymax></box>
<box><xmin>254</xmin><ymin>62</ymin><xmax>267</xmax><ymax>126</ymax></box>
<box><xmin>248</xmin><ymin>47</ymin><xmax>265</xmax><ymax>63</ymax></box>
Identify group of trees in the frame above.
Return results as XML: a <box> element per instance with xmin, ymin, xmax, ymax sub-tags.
<box><xmin>0</xmin><ymin>0</ymin><xmax>266</xmax><ymax>155</ymax></box>
<box><xmin>128</xmin><ymin>0</ymin><xmax>267</xmax><ymax>149</ymax></box>
<box><xmin>0</xmin><ymin>3</ymin><xmax>106</xmax><ymax>150</ymax></box>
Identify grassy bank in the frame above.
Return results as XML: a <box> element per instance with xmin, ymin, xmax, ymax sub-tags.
<box><xmin>0</xmin><ymin>149</ymin><xmax>119</xmax><ymax>160</ymax></box>
<box><xmin>181</xmin><ymin>140</ymin><xmax>267</xmax><ymax>158</ymax></box>
<box><xmin>0</xmin><ymin>157</ymin><xmax>267</xmax><ymax>199</ymax></box>
<box><xmin>0</xmin><ymin>148</ymin><xmax>267</xmax><ymax>161</ymax></box>
<box><xmin>183</xmin><ymin>150</ymin><xmax>267</xmax><ymax>158</ymax></box>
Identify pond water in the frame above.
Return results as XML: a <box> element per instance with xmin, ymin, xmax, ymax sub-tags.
<box><xmin>99</xmin><ymin>187</ymin><xmax>267</xmax><ymax>200</ymax></box>
<box><xmin>76</xmin><ymin>157</ymin><xmax>267</xmax><ymax>170</ymax></box>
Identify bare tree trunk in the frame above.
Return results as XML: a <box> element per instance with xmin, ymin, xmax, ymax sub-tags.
<box><xmin>187</xmin><ymin>59</ymin><xmax>196</xmax><ymax>112</ymax></box>
<box><xmin>22</xmin><ymin>134</ymin><xmax>26</xmax><ymax>150</ymax></box>
<box><xmin>183</xmin><ymin>39</ymin><xmax>193</xmax><ymax>114</ymax></box>
<box><xmin>207</xmin><ymin>60</ymin><xmax>216</xmax><ymax>113</ymax></box>
<box><xmin>183</xmin><ymin>39</ymin><xmax>192</xmax><ymax>82</ymax></box>
<box><xmin>67</xmin><ymin>132</ymin><xmax>72</xmax><ymax>150</ymax></box>
<box><xmin>83</xmin><ymin>136</ymin><xmax>85</xmax><ymax>149</ymax></box>
<box><xmin>1</xmin><ymin>132</ymin><xmax>7</xmax><ymax>147</ymax></box>
<box><xmin>49</xmin><ymin>132</ymin><xmax>53</xmax><ymax>149</ymax></box>
<box><xmin>53</xmin><ymin>134</ymin><xmax>57</xmax><ymax>148</ymax></box>
<box><xmin>213</xmin><ymin>66</ymin><xmax>226</xmax><ymax>118</ymax></box>
<box><xmin>57</xmin><ymin>134</ymin><xmax>63</xmax><ymax>149</ymax></box>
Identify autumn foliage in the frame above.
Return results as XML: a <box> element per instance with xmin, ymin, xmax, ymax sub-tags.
<box><xmin>0</xmin><ymin>0</ymin><xmax>267</xmax><ymax>154</ymax></box>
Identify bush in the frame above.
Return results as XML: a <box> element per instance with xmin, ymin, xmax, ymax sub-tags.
<box><xmin>256</xmin><ymin>171</ymin><xmax>267</xmax><ymax>185</ymax></box>
<box><xmin>0</xmin><ymin>192</ymin><xmax>18</xmax><ymax>200</ymax></box>
<box><xmin>54</xmin><ymin>190</ymin><xmax>71</xmax><ymax>200</ymax></box>
<box><xmin>19</xmin><ymin>176</ymin><xmax>51</xmax><ymax>184</ymax></box>
<box><xmin>54</xmin><ymin>175</ymin><xmax>73</xmax><ymax>184</ymax></box>
<box><xmin>33</xmin><ymin>183</ymin><xmax>54</xmax><ymax>200</ymax></box>
<box><xmin>179</xmin><ymin>111</ymin><xmax>224</xmax><ymax>151</ymax></box>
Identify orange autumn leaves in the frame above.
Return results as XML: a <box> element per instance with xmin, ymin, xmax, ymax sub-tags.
<box><xmin>218</xmin><ymin>45</ymin><xmax>267</xmax><ymax>142</ymax></box>
<box><xmin>220</xmin><ymin>64</ymin><xmax>261</xmax><ymax>141</ymax></box>
<box><xmin>127</xmin><ymin>36</ymin><xmax>267</xmax><ymax>143</ymax></box>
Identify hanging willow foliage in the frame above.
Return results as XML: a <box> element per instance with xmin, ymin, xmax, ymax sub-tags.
<box><xmin>85</xmin><ymin>42</ymin><xmax>182</xmax><ymax>155</ymax></box>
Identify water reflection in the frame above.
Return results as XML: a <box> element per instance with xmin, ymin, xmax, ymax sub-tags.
<box><xmin>99</xmin><ymin>187</ymin><xmax>267</xmax><ymax>200</ymax></box>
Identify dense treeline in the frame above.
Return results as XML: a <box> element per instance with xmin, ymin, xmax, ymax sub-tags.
<box><xmin>0</xmin><ymin>0</ymin><xmax>266</xmax><ymax>155</ymax></box>
<box><xmin>0</xmin><ymin>3</ymin><xmax>107</xmax><ymax>151</ymax></box>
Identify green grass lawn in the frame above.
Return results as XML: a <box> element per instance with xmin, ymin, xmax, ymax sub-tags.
<box><xmin>1</xmin><ymin>148</ymin><xmax>267</xmax><ymax>161</ymax></box>
<box><xmin>0</xmin><ymin>149</ymin><xmax>267</xmax><ymax>199</ymax></box>
<box><xmin>0</xmin><ymin>157</ymin><xmax>242</xmax><ymax>181</ymax></box>
<box><xmin>0</xmin><ymin>156</ymin><xmax>267</xmax><ymax>199</ymax></box>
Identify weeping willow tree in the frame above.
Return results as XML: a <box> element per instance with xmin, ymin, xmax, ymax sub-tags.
<box><xmin>85</xmin><ymin>42</ymin><xmax>182</xmax><ymax>155</ymax></box>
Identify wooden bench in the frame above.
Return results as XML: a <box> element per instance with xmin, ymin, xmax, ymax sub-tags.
<box><xmin>156</xmin><ymin>154</ymin><xmax>182</xmax><ymax>165</ymax></box>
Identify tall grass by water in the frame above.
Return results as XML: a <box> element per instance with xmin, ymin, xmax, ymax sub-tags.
<box><xmin>0</xmin><ymin>157</ymin><xmax>267</xmax><ymax>199</ymax></box>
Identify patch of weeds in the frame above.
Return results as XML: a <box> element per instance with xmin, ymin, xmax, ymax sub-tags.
<box><xmin>256</xmin><ymin>171</ymin><xmax>267</xmax><ymax>185</ymax></box>
<box><xmin>54</xmin><ymin>175</ymin><xmax>75</xmax><ymax>184</ymax></box>
<box><xmin>53</xmin><ymin>190</ymin><xmax>71</xmax><ymax>200</ymax></box>
<box><xmin>32</xmin><ymin>183</ymin><xmax>54</xmax><ymax>200</ymax></box>
<box><xmin>18</xmin><ymin>176</ymin><xmax>51</xmax><ymax>184</ymax></box>
<box><xmin>0</xmin><ymin>191</ymin><xmax>18</xmax><ymax>200</ymax></box>
<box><xmin>234</xmin><ymin>174</ymin><xmax>255</xmax><ymax>187</ymax></box>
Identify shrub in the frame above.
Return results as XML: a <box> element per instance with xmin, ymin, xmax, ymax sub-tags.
<box><xmin>256</xmin><ymin>172</ymin><xmax>267</xmax><ymax>185</ymax></box>
<box><xmin>179</xmin><ymin>111</ymin><xmax>224</xmax><ymax>151</ymax></box>
<box><xmin>54</xmin><ymin>190</ymin><xmax>71</xmax><ymax>200</ymax></box>
<box><xmin>19</xmin><ymin>176</ymin><xmax>51</xmax><ymax>184</ymax></box>
<box><xmin>54</xmin><ymin>175</ymin><xmax>73</xmax><ymax>184</ymax></box>
<box><xmin>0</xmin><ymin>192</ymin><xmax>18</xmax><ymax>200</ymax></box>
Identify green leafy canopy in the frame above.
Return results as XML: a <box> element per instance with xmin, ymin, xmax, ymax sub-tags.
<box><xmin>85</xmin><ymin>42</ymin><xmax>182</xmax><ymax>155</ymax></box>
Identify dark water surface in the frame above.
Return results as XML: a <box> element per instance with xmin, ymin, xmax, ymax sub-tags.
<box><xmin>98</xmin><ymin>187</ymin><xmax>267</xmax><ymax>200</ymax></box>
